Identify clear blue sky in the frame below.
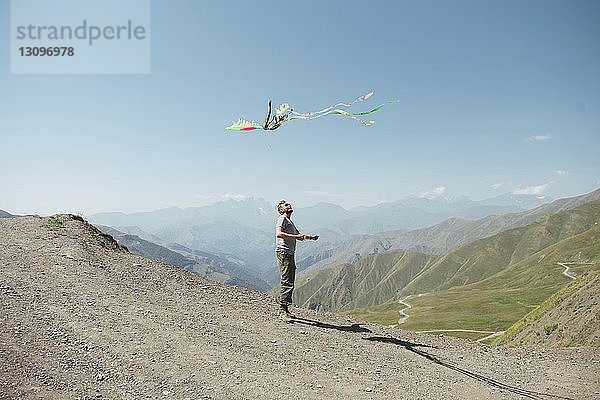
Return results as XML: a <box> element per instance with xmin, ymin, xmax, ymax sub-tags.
<box><xmin>1</xmin><ymin>0</ymin><xmax>599</xmax><ymax>215</ymax></box>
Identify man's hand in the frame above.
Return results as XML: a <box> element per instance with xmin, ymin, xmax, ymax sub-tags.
<box><xmin>296</xmin><ymin>234</ymin><xmax>318</xmax><ymax>241</ymax></box>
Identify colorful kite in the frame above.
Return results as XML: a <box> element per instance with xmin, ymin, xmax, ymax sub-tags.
<box><xmin>226</xmin><ymin>91</ymin><xmax>398</xmax><ymax>131</ymax></box>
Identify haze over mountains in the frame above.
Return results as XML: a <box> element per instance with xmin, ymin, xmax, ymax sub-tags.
<box><xmin>95</xmin><ymin>225</ymin><xmax>270</xmax><ymax>291</ymax></box>
<box><xmin>87</xmin><ymin>192</ymin><xmax>553</xmax><ymax>286</ymax></box>
<box><xmin>0</xmin><ymin>210</ymin><xmax>24</xmax><ymax>218</ymax></box>
<box><xmin>297</xmin><ymin>189</ymin><xmax>600</xmax><ymax>277</ymax></box>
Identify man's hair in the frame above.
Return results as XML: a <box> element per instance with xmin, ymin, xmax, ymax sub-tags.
<box><xmin>277</xmin><ymin>200</ymin><xmax>287</xmax><ymax>215</ymax></box>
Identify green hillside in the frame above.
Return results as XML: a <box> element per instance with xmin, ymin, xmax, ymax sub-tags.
<box><xmin>397</xmin><ymin>199</ymin><xmax>600</xmax><ymax>297</ymax></box>
<box><xmin>345</xmin><ymin>223</ymin><xmax>600</xmax><ymax>341</ymax></box>
<box><xmin>492</xmin><ymin>270</ymin><xmax>600</xmax><ymax>347</ymax></box>
<box><xmin>288</xmin><ymin>251</ymin><xmax>440</xmax><ymax>311</ymax></box>
<box><xmin>294</xmin><ymin>199</ymin><xmax>600</xmax><ymax>321</ymax></box>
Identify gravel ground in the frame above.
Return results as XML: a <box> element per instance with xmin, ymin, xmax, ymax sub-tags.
<box><xmin>1</xmin><ymin>215</ymin><xmax>599</xmax><ymax>399</ymax></box>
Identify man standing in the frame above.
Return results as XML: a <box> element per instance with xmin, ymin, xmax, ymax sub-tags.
<box><xmin>275</xmin><ymin>200</ymin><xmax>318</xmax><ymax>322</ymax></box>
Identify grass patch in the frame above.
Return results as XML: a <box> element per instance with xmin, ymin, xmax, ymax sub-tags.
<box><xmin>345</xmin><ymin>268</ymin><xmax>599</xmax><ymax>343</ymax></box>
<box><xmin>45</xmin><ymin>216</ymin><xmax>66</xmax><ymax>231</ymax></box>
<box><xmin>544</xmin><ymin>323</ymin><xmax>558</xmax><ymax>335</ymax></box>
<box><xmin>562</xmin><ymin>335</ymin><xmax>585</xmax><ymax>347</ymax></box>
<box><xmin>98</xmin><ymin>232</ymin><xmax>114</xmax><ymax>241</ymax></box>
<box><xmin>96</xmin><ymin>231</ymin><xmax>130</xmax><ymax>253</ymax></box>
<box><xmin>419</xmin><ymin>331</ymin><xmax>492</xmax><ymax>341</ymax></box>
<box><xmin>343</xmin><ymin>301</ymin><xmax>402</xmax><ymax>326</ymax></box>
<box><xmin>343</xmin><ymin>225</ymin><xmax>600</xmax><ymax>343</ymax></box>
<box><xmin>349</xmin><ymin>285</ymin><xmax>561</xmax><ymax>332</ymax></box>
<box><xmin>343</xmin><ymin>280</ymin><xmax>573</xmax><ymax>343</ymax></box>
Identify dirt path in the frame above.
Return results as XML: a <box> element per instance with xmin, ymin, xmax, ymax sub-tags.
<box><xmin>1</xmin><ymin>216</ymin><xmax>599</xmax><ymax>399</ymax></box>
<box><xmin>476</xmin><ymin>331</ymin><xmax>507</xmax><ymax>343</ymax></box>
<box><xmin>415</xmin><ymin>329</ymin><xmax>507</xmax><ymax>343</ymax></box>
<box><xmin>396</xmin><ymin>295</ymin><xmax>506</xmax><ymax>342</ymax></box>
<box><xmin>397</xmin><ymin>295</ymin><xmax>412</xmax><ymax>324</ymax></box>
<box><xmin>397</xmin><ymin>293</ymin><xmax>422</xmax><ymax>325</ymax></box>
<box><xmin>418</xmin><ymin>329</ymin><xmax>495</xmax><ymax>334</ymax></box>
<box><xmin>557</xmin><ymin>262</ymin><xmax>576</xmax><ymax>280</ymax></box>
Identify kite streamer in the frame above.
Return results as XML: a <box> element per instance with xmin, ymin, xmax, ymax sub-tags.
<box><xmin>226</xmin><ymin>91</ymin><xmax>397</xmax><ymax>131</ymax></box>
<box><xmin>290</xmin><ymin>91</ymin><xmax>374</xmax><ymax>118</ymax></box>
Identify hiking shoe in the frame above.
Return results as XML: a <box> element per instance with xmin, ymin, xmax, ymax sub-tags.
<box><xmin>279</xmin><ymin>309</ymin><xmax>293</xmax><ymax>322</ymax></box>
<box><xmin>278</xmin><ymin>305</ymin><xmax>294</xmax><ymax>322</ymax></box>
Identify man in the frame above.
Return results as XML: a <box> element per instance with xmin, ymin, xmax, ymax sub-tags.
<box><xmin>275</xmin><ymin>200</ymin><xmax>318</xmax><ymax>322</ymax></box>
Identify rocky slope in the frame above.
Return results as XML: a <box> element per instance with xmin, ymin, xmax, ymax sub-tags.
<box><xmin>1</xmin><ymin>215</ymin><xmax>599</xmax><ymax>399</ymax></box>
<box><xmin>289</xmin><ymin>251</ymin><xmax>440</xmax><ymax>311</ymax></box>
<box><xmin>496</xmin><ymin>270</ymin><xmax>600</xmax><ymax>347</ymax></box>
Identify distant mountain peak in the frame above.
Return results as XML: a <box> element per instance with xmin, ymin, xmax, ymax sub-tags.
<box><xmin>0</xmin><ymin>209</ymin><xmax>18</xmax><ymax>218</ymax></box>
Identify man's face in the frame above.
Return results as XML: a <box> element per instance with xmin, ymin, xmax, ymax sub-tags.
<box><xmin>282</xmin><ymin>202</ymin><xmax>293</xmax><ymax>215</ymax></box>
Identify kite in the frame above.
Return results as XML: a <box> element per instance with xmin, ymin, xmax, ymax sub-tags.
<box><xmin>226</xmin><ymin>91</ymin><xmax>398</xmax><ymax>131</ymax></box>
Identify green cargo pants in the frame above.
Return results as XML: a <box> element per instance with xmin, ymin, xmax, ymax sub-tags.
<box><xmin>277</xmin><ymin>251</ymin><xmax>296</xmax><ymax>306</ymax></box>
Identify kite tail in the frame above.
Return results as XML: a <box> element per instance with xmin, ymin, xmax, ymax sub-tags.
<box><xmin>343</xmin><ymin>100</ymin><xmax>400</xmax><ymax>116</ymax></box>
<box><xmin>226</xmin><ymin>119</ymin><xmax>262</xmax><ymax>131</ymax></box>
<box><xmin>290</xmin><ymin>91</ymin><xmax>374</xmax><ymax>117</ymax></box>
<box><xmin>287</xmin><ymin>100</ymin><xmax>398</xmax><ymax>125</ymax></box>
<box><xmin>330</xmin><ymin>110</ymin><xmax>374</xmax><ymax>126</ymax></box>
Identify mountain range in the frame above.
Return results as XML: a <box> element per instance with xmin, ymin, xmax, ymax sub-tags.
<box><xmin>87</xmin><ymin>193</ymin><xmax>553</xmax><ymax>287</ymax></box>
<box><xmin>0</xmin><ymin>209</ymin><xmax>19</xmax><ymax>218</ymax></box>
<box><xmin>95</xmin><ymin>225</ymin><xmax>270</xmax><ymax>291</ymax></box>
<box><xmin>297</xmin><ymin>189</ymin><xmax>600</xmax><ymax>277</ymax></box>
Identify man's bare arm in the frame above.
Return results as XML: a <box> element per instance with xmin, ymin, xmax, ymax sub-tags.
<box><xmin>276</xmin><ymin>226</ymin><xmax>305</xmax><ymax>240</ymax></box>
<box><xmin>277</xmin><ymin>226</ymin><xmax>319</xmax><ymax>241</ymax></box>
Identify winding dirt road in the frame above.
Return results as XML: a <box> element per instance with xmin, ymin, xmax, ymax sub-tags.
<box><xmin>557</xmin><ymin>262</ymin><xmax>576</xmax><ymax>280</ymax></box>
<box><xmin>397</xmin><ymin>295</ymin><xmax>412</xmax><ymax>324</ymax></box>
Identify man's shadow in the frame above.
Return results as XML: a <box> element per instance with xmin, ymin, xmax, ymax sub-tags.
<box><xmin>291</xmin><ymin>317</ymin><xmax>372</xmax><ymax>333</ymax></box>
<box><xmin>290</xmin><ymin>319</ymin><xmax>432</xmax><ymax>352</ymax></box>
<box><xmin>363</xmin><ymin>336</ymin><xmax>572</xmax><ymax>400</ymax></box>
<box><xmin>287</xmin><ymin>318</ymin><xmax>572</xmax><ymax>400</ymax></box>
<box><xmin>363</xmin><ymin>335</ymin><xmax>435</xmax><ymax>349</ymax></box>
